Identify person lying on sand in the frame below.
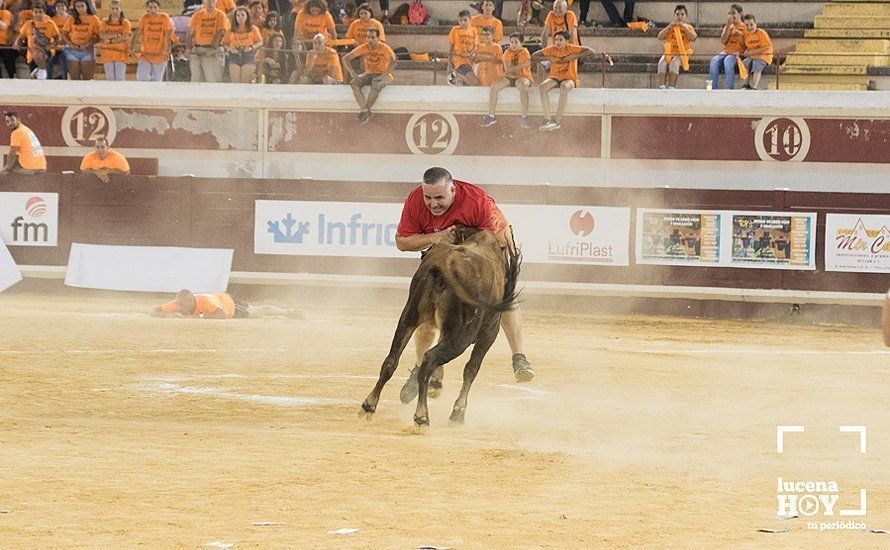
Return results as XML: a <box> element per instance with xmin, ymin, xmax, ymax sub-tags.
<box><xmin>151</xmin><ymin>289</ymin><xmax>303</xmax><ymax>319</ymax></box>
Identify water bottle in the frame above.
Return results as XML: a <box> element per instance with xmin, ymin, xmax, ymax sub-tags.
<box><xmin>706</xmin><ymin>80</ymin><xmax>713</xmax><ymax>90</ymax></box>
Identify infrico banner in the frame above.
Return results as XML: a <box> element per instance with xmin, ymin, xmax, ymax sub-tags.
<box><xmin>0</xmin><ymin>192</ymin><xmax>59</xmax><ymax>247</ymax></box>
<box><xmin>637</xmin><ymin>209</ymin><xmax>816</xmax><ymax>270</ymax></box>
<box><xmin>255</xmin><ymin>201</ymin><xmax>630</xmax><ymax>264</ymax></box>
<box><xmin>825</xmin><ymin>214</ymin><xmax>890</xmax><ymax>273</ymax></box>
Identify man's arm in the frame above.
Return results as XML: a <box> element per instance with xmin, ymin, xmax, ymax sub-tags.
<box><xmin>395</xmin><ymin>227</ymin><xmax>455</xmax><ymax>251</ymax></box>
<box><xmin>1</xmin><ymin>146</ymin><xmax>20</xmax><ymax>175</ymax></box>
<box><xmin>382</xmin><ymin>53</ymin><xmax>396</xmax><ymax>79</ymax></box>
<box><xmin>657</xmin><ymin>22</ymin><xmax>674</xmax><ymax>41</ymax></box>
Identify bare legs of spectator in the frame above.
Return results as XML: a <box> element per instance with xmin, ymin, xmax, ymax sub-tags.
<box><xmin>30</xmin><ymin>48</ymin><xmax>48</xmax><ymax>79</ymax></box>
<box><xmin>350</xmin><ymin>74</ymin><xmax>388</xmax><ymax>123</ymax></box>
<box><xmin>657</xmin><ymin>55</ymin><xmax>680</xmax><ymax>88</ymax></box>
<box><xmin>229</xmin><ymin>62</ymin><xmax>256</xmax><ymax>83</ymax></box>
<box><xmin>539</xmin><ymin>78</ymin><xmax>573</xmax><ymax>129</ymax></box>
<box><xmin>486</xmin><ymin>77</ymin><xmax>530</xmax><ymax>127</ymax></box>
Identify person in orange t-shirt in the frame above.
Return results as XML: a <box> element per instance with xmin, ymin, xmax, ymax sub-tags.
<box><xmin>471</xmin><ymin>26</ymin><xmax>502</xmax><ymax>87</ymax></box>
<box><xmin>0</xmin><ymin>7</ymin><xmax>16</xmax><ymax>78</ymax></box>
<box><xmin>541</xmin><ymin>0</ymin><xmax>577</xmax><ymax>48</ymax></box>
<box><xmin>187</xmin><ymin>0</ymin><xmax>230</xmax><ymax>82</ymax></box>
<box><xmin>216</xmin><ymin>0</ymin><xmax>236</xmax><ymax>13</ymax></box>
<box><xmin>484</xmin><ymin>32</ymin><xmax>532</xmax><ymax>129</ymax></box>
<box><xmin>224</xmin><ymin>6</ymin><xmax>262</xmax><ymax>82</ymax></box>
<box><xmin>341</xmin><ymin>27</ymin><xmax>394</xmax><ymax>123</ymax></box>
<box><xmin>293</xmin><ymin>0</ymin><xmax>336</xmax><ymax>50</ymax></box>
<box><xmin>532</xmin><ymin>30</ymin><xmax>594</xmax><ymax>131</ymax></box>
<box><xmin>709</xmin><ymin>4</ymin><xmax>745</xmax><ymax>90</ymax></box>
<box><xmin>345</xmin><ymin>3</ymin><xmax>384</xmax><ymax>46</ymax></box>
<box><xmin>62</xmin><ymin>0</ymin><xmax>100</xmax><ymax>80</ymax></box>
<box><xmin>248</xmin><ymin>0</ymin><xmax>265</xmax><ymax>28</ymax></box>
<box><xmin>1</xmin><ymin>111</ymin><xmax>47</xmax><ymax>175</ymax></box>
<box><xmin>16</xmin><ymin>5</ymin><xmax>60</xmax><ymax>78</ymax></box>
<box><xmin>300</xmin><ymin>32</ymin><xmax>342</xmax><ymax>83</ymax></box>
<box><xmin>131</xmin><ymin>0</ymin><xmax>173</xmax><ymax>81</ymax></box>
<box><xmin>152</xmin><ymin>289</ymin><xmax>301</xmax><ymax>319</ymax></box>
<box><xmin>98</xmin><ymin>0</ymin><xmax>131</xmax><ymax>81</ymax></box>
<box><xmin>80</xmin><ymin>137</ymin><xmax>130</xmax><ymax>182</ymax></box>
<box><xmin>656</xmin><ymin>4</ymin><xmax>696</xmax><ymax>89</ymax></box>
<box><xmin>259</xmin><ymin>10</ymin><xmax>282</xmax><ymax>45</ymax></box>
<box><xmin>741</xmin><ymin>14</ymin><xmax>772</xmax><ymax>90</ymax></box>
<box><xmin>470</xmin><ymin>0</ymin><xmax>502</xmax><ymax>44</ymax></box>
<box><xmin>447</xmin><ymin>10</ymin><xmax>477</xmax><ymax>85</ymax></box>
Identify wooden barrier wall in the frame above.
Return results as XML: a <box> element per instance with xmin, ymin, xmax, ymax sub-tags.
<box><xmin>5</xmin><ymin>174</ymin><xmax>890</xmax><ymax>293</ymax></box>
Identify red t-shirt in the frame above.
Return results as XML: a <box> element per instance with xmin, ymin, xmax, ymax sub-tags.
<box><xmin>397</xmin><ymin>179</ymin><xmax>508</xmax><ymax>237</ymax></box>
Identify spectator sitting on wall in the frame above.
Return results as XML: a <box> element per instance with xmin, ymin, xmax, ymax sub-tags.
<box><xmin>541</xmin><ymin>0</ymin><xmax>578</xmax><ymax>49</ymax></box>
<box><xmin>1</xmin><ymin>111</ymin><xmax>47</xmax><ymax>176</ymax></box>
<box><xmin>80</xmin><ymin>137</ymin><xmax>130</xmax><ymax>182</ymax></box>
<box><xmin>447</xmin><ymin>9</ymin><xmax>477</xmax><ymax>86</ymax></box>
<box><xmin>656</xmin><ymin>4</ymin><xmax>696</xmax><ymax>90</ymax></box>
<box><xmin>483</xmin><ymin>32</ymin><xmax>532</xmax><ymax>129</ymax></box>
<box><xmin>341</xmin><ymin>27</ymin><xmax>394</xmax><ymax>123</ymax></box>
<box><xmin>470</xmin><ymin>0</ymin><xmax>502</xmax><ymax>44</ymax></box>
<box><xmin>61</xmin><ymin>0</ymin><xmax>100</xmax><ymax>80</ymax></box>
<box><xmin>293</xmin><ymin>0</ymin><xmax>335</xmax><ymax>52</ymax></box>
<box><xmin>187</xmin><ymin>0</ymin><xmax>230</xmax><ymax>82</ymax></box>
<box><xmin>131</xmin><ymin>0</ymin><xmax>175</xmax><ymax>81</ymax></box>
<box><xmin>16</xmin><ymin>4</ymin><xmax>61</xmax><ymax>80</ymax></box>
<box><xmin>224</xmin><ymin>6</ymin><xmax>262</xmax><ymax>82</ymax></box>
<box><xmin>471</xmin><ymin>27</ymin><xmax>502</xmax><ymax>91</ymax></box>
<box><xmin>151</xmin><ymin>289</ymin><xmax>303</xmax><ymax>319</ymax></box>
<box><xmin>532</xmin><ymin>30</ymin><xmax>594</xmax><ymax>131</ymax></box>
<box><xmin>345</xmin><ymin>3</ymin><xmax>384</xmax><ymax>45</ymax></box>
<box><xmin>709</xmin><ymin>4</ymin><xmax>744</xmax><ymax>90</ymax></box>
<box><xmin>740</xmin><ymin>14</ymin><xmax>771</xmax><ymax>90</ymax></box>
<box><xmin>299</xmin><ymin>31</ymin><xmax>341</xmax><ymax>83</ymax></box>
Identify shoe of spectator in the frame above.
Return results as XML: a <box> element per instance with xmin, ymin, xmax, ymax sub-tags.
<box><xmin>547</xmin><ymin>122</ymin><xmax>561</xmax><ymax>132</ymax></box>
<box><xmin>742</xmin><ymin>84</ymin><xmax>753</xmax><ymax>90</ymax></box>
<box><xmin>668</xmin><ymin>86</ymin><xmax>676</xmax><ymax>89</ymax></box>
<box><xmin>447</xmin><ymin>70</ymin><xmax>461</xmax><ymax>86</ymax></box>
<box><xmin>658</xmin><ymin>85</ymin><xmax>666</xmax><ymax>90</ymax></box>
<box><xmin>520</xmin><ymin>116</ymin><xmax>532</xmax><ymax>130</ymax></box>
<box><xmin>481</xmin><ymin>115</ymin><xmax>497</xmax><ymax>128</ymax></box>
<box><xmin>539</xmin><ymin>120</ymin><xmax>556</xmax><ymax>131</ymax></box>
<box><xmin>357</xmin><ymin>111</ymin><xmax>371</xmax><ymax>124</ymax></box>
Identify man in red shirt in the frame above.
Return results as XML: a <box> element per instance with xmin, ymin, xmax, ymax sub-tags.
<box><xmin>395</xmin><ymin>166</ymin><xmax>534</xmax><ymax>403</ymax></box>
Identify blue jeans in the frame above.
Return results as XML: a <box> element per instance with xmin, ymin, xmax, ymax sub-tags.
<box><xmin>47</xmin><ymin>51</ymin><xmax>68</xmax><ymax>79</ymax></box>
<box><xmin>709</xmin><ymin>53</ymin><xmax>738</xmax><ymax>90</ymax></box>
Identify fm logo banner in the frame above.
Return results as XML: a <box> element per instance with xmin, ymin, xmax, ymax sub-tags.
<box><xmin>0</xmin><ymin>192</ymin><xmax>59</xmax><ymax>247</ymax></box>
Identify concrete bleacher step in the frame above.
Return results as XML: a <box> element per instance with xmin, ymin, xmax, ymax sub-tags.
<box><xmin>780</xmin><ymin>64</ymin><xmax>868</xmax><ymax>75</ymax></box>
<box><xmin>814</xmin><ymin>15</ymin><xmax>890</xmax><ymax>28</ymax></box>
<box><xmin>821</xmin><ymin>2</ymin><xmax>890</xmax><ymax>16</ymax></box>
<box><xmin>792</xmin><ymin>38</ymin><xmax>890</xmax><ymax>53</ymax></box>
<box><xmin>771</xmin><ymin>81</ymin><xmax>869</xmax><ymax>90</ymax></box>
<box><xmin>805</xmin><ymin>28</ymin><xmax>890</xmax><ymax>38</ymax></box>
<box><xmin>784</xmin><ymin>52</ymin><xmax>889</xmax><ymax>66</ymax></box>
<box><xmin>777</xmin><ymin>72</ymin><xmax>871</xmax><ymax>84</ymax></box>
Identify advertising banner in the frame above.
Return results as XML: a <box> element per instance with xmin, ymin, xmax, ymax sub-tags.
<box><xmin>825</xmin><ymin>214</ymin><xmax>890</xmax><ymax>273</ymax></box>
<box><xmin>256</xmin><ymin>201</ymin><xmax>631</xmax><ymax>265</ymax></box>
<box><xmin>0</xmin><ymin>239</ymin><xmax>22</xmax><ymax>292</ymax></box>
<box><xmin>636</xmin><ymin>210</ymin><xmax>721</xmax><ymax>266</ymax></box>
<box><xmin>0</xmin><ymin>192</ymin><xmax>59</xmax><ymax>247</ymax></box>
<box><xmin>636</xmin><ymin>209</ymin><xmax>816</xmax><ymax>270</ymax></box>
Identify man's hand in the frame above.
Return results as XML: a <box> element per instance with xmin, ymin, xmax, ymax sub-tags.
<box><xmin>434</xmin><ymin>225</ymin><xmax>457</xmax><ymax>245</ymax></box>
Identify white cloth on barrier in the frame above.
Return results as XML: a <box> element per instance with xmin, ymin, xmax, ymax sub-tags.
<box><xmin>64</xmin><ymin>243</ymin><xmax>234</xmax><ymax>293</ymax></box>
<box><xmin>0</xmin><ymin>240</ymin><xmax>23</xmax><ymax>292</ymax></box>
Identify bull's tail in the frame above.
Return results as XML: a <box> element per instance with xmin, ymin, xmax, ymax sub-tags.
<box><xmin>439</xmin><ymin>246</ymin><xmax>522</xmax><ymax>313</ymax></box>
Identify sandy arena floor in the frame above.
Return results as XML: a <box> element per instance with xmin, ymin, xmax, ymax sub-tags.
<box><xmin>1</xmin><ymin>292</ymin><xmax>889</xmax><ymax>548</ymax></box>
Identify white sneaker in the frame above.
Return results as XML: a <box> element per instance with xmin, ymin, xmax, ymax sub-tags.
<box><xmin>658</xmin><ymin>85</ymin><xmax>666</xmax><ymax>90</ymax></box>
<box><xmin>35</xmin><ymin>69</ymin><xmax>47</xmax><ymax>80</ymax></box>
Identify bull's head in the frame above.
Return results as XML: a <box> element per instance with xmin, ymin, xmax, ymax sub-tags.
<box><xmin>451</xmin><ymin>225</ymin><xmax>481</xmax><ymax>244</ymax></box>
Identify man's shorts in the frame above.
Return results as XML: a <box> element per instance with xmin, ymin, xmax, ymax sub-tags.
<box><xmin>454</xmin><ymin>63</ymin><xmax>473</xmax><ymax>76</ymax></box>
<box><xmin>743</xmin><ymin>57</ymin><xmax>768</xmax><ymax>75</ymax></box>
<box><xmin>506</xmin><ymin>76</ymin><xmax>530</xmax><ymax>87</ymax></box>
<box><xmin>351</xmin><ymin>72</ymin><xmax>388</xmax><ymax>89</ymax></box>
<box><xmin>233</xmin><ymin>297</ymin><xmax>250</xmax><ymax>319</ymax></box>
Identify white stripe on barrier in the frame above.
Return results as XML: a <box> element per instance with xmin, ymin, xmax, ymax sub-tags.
<box><xmin>17</xmin><ymin>265</ymin><xmax>885</xmax><ymax>306</ymax></box>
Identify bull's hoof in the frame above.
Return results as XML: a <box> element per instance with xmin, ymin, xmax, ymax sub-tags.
<box><xmin>449</xmin><ymin>408</ymin><xmax>466</xmax><ymax>426</ymax></box>
<box><xmin>358</xmin><ymin>402</ymin><xmax>375</xmax><ymax>421</ymax></box>
<box><xmin>428</xmin><ymin>379</ymin><xmax>443</xmax><ymax>399</ymax></box>
<box><xmin>404</xmin><ymin>419</ymin><xmax>430</xmax><ymax>435</ymax></box>
<box><xmin>399</xmin><ymin>366</ymin><xmax>420</xmax><ymax>404</ymax></box>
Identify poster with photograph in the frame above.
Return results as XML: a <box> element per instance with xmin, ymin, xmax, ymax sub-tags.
<box><xmin>729</xmin><ymin>212</ymin><xmax>816</xmax><ymax>270</ymax></box>
<box><xmin>636</xmin><ymin>210</ymin><xmax>721</xmax><ymax>266</ymax></box>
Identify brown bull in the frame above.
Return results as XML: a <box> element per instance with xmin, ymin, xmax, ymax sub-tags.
<box><xmin>360</xmin><ymin>228</ymin><xmax>521</xmax><ymax>430</ymax></box>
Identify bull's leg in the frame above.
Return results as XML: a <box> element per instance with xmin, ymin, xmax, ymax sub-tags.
<box><xmin>450</xmin><ymin>318</ymin><xmax>500</xmax><ymax>426</ymax></box>
<box><xmin>429</xmin><ymin>365</ymin><xmax>445</xmax><ymax>399</ymax></box>
<box><xmin>361</xmin><ymin>312</ymin><xmax>417</xmax><ymax>418</ymax></box>
<box><xmin>412</xmin><ymin>337</ymin><xmax>472</xmax><ymax>430</ymax></box>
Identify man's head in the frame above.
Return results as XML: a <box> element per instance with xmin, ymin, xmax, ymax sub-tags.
<box><xmin>509</xmin><ymin>32</ymin><xmax>523</xmax><ymax>50</ymax></box>
<box><xmin>458</xmin><ymin>9</ymin><xmax>470</xmax><ymax>27</ymax></box>
<box><xmin>554</xmin><ymin>29</ymin><xmax>570</xmax><ymax>47</ymax></box>
<box><xmin>366</xmin><ymin>27</ymin><xmax>380</xmax><ymax>45</ymax></box>
<box><xmin>480</xmin><ymin>26</ymin><xmax>493</xmax><ymax>44</ymax></box>
<box><xmin>3</xmin><ymin>111</ymin><xmax>19</xmax><ymax>130</ymax></box>
<box><xmin>481</xmin><ymin>0</ymin><xmax>494</xmax><ymax>16</ymax></box>
<box><xmin>174</xmin><ymin>289</ymin><xmax>196</xmax><ymax>314</ymax></box>
<box><xmin>94</xmin><ymin>137</ymin><xmax>109</xmax><ymax>158</ymax></box>
<box><xmin>145</xmin><ymin>0</ymin><xmax>160</xmax><ymax>14</ymax></box>
<box><xmin>553</xmin><ymin>0</ymin><xmax>567</xmax><ymax>16</ymax></box>
<box><xmin>422</xmin><ymin>167</ymin><xmax>455</xmax><ymax>216</ymax></box>
<box><xmin>33</xmin><ymin>5</ymin><xmax>46</xmax><ymax>19</ymax></box>
<box><xmin>203</xmin><ymin>0</ymin><xmax>216</xmax><ymax>11</ymax></box>
<box><xmin>673</xmin><ymin>4</ymin><xmax>687</xmax><ymax>22</ymax></box>
<box><xmin>312</xmin><ymin>32</ymin><xmax>326</xmax><ymax>50</ymax></box>
<box><xmin>249</xmin><ymin>0</ymin><xmax>264</xmax><ymax>18</ymax></box>
<box><xmin>743</xmin><ymin>13</ymin><xmax>757</xmax><ymax>32</ymax></box>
